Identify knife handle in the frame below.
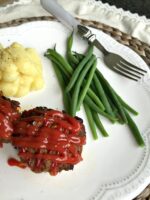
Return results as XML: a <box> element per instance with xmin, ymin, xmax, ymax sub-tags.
<box><xmin>40</xmin><ymin>0</ymin><xmax>79</xmax><ymax>30</ymax></box>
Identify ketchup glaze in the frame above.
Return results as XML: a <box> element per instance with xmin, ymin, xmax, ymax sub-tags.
<box><xmin>11</xmin><ymin>108</ymin><xmax>86</xmax><ymax>175</ymax></box>
<box><xmin>0</xmin><ymin>95</ymin><xmax>20</xmax><ymax>141</ymax></box>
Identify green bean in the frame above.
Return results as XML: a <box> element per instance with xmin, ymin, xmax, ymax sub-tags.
<box><xmin>124</xmin><ymin>110</ymin><xmax>145</xmax><ymax>147</ymax></box>
<box><xmin>114</xmin><ymin>92</ymin><xmax>138</xmax><ymax>115</ymax></box>
<box><xmin>70</xmin><ymin>52</ymin><xmax>105</xmax><ymax>104</ymax></box>
<box><xmin>65</xmin><ymin>46</ymin><xmax>104</xmax><ymax>111</ymax></box>
<box><xmin>96</xmin><ymin>69</ymin><xmax>128</xmax><ymax>124</ymax></box>
<box><xmin>67</xmin><ymin>32</ymin><xmax>73</xmax><ymax>52</ymax></box>
<box><xmin>77</xmin><ymin>59</ymin><xmax>97</xmax><ymax>110</ymax></box>
<box><xmin>71</xmin><ymin>55</ymin><xmax>96</xmax><ymax>116</ymax></box>
<box><xmin>93</xmin><ymin>74</ymin><xmax>114</xmax><ymax>117</ymax></box>
<box><xmin>67</xmin><ymin>33</ymin><xmax>79</xmax><ymax>65</ymax></box>
<box><xmin>86</xmin><ymin>87</ymin><xmax>105</xmax><ymax>111</ymax></box>
<box><xmin>67</xmin><ymin>52</ymin><xmax>78</xmax><ymax>67</ymax></box>
<box><xmin>46</xmin><ymin>54</ymin><xmax>70</xmax><ymax>78</ymax></box>
<box><xmin>90</xmin><ymin>80</ymin><xmax>98</xmax><ymax>94</ymax></box>
<box><xmin>51</xmin><ymin>61</ymin><xmax>71</xmax><ymax>114</ymax></box>
<box><xmin>84</xmin><ymin>103</ymin><xmax>98</xmax><ymax>140</ymax></box>
<box><xmin>73</xmin><ymin>52</ymin><xmax>85</xmax><ymax>61</ymax></box>
<box><xmin>84</xmin><ymin>95</ymin><xmax>117</xmax><ymax>122</ymax></box>
<box><xmin>71</xmin><ymin>51</ymin><xmax>106</xmax><ymax>111</ymax></box>
<box><xmin>66</xmin><ymin>45</ymin><xmax>94</xmax><ymax>92</ymax></box>
<box><xmin>52</xmin><ymin>61</ymin><xmax>66</xmax><ymax>90</ymax></box>
<box><xmin>108</xmin><ymin>97</ymin><xmax>125</xmax><ymax>124</ymax></box>
<box><xmin>92</xmin><ymin>111</ymin><xmax>109</xmax><ymax>137</ymax></box>
<box><xmin>46</xmin><ymin>49</ymin><xmax>73</xmax><ymax>74</ymax></box>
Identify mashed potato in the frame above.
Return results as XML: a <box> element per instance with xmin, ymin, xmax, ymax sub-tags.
<box><xmin>0</xmin><ymin>43</ymin><xmax>44</xmax><ymax>97</ymax></box>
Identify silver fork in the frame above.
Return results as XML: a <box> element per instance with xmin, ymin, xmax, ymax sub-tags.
<box><xmin>78</xmin><ymin>25</ymin><xmax>147</xmax><ymax>81</ymax></box>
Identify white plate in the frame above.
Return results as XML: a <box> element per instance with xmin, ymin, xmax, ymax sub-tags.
<box><xmin>0</xmin><ymin>21</ymin><xmax>150</xmax><ymax>200</ymax></box>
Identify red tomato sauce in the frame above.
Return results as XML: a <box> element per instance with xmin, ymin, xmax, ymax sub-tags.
<box><xmin>11</xmin><ymin>109</ymin><xmax>86</xmax><ymax>175</ymax></box>
<box><xmin>0</xmin><ymin>97</ymin><xmax>20</xmax><ymax>141</ymax></box>
<box><xmin>8</xmin><ymin>158</ymin><xmax>27</xmax><ymax>169</ymax></box>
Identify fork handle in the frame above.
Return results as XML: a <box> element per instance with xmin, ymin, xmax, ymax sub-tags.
<box><xmin>92</xmin><ymin>39</ymin><xmax>108</xmax><ymax>55</ymax></box>
<box><xmin>78</xmin><ymin>25</ymin><xmax>108</xmax><ymax>55</ymax></box>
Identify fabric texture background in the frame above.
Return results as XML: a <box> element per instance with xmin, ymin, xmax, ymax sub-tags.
<box><xmin>98</xmin><ymin>0</ymin><xmax>150</xmax><ymax>18</ymax></box>
<box><xmin>0</xmin><ymin>0</ymin><xmax>150</xmax><ymax>45</ymax></box>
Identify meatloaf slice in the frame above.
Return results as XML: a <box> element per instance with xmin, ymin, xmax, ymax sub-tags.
<box><xmin>0</xmin><ymin>93</ymin><xmax>20</xmax><ymax>143</ymax></box>
<box><xmin>12</xmin><ymin>107</ymin><xmax>86</xmax><ymax>176</ymax></box>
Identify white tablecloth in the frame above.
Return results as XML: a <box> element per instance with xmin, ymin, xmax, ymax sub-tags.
<box><xmin>0</xmin><ymin>0</ymin><xmax>150</xmax><ymax>45</ymax></box>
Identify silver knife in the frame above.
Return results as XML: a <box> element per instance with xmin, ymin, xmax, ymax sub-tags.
<box><xmin>40</xmin><ymin>0</ymin><xmax>107</xmax><ymax>55</ymax></box>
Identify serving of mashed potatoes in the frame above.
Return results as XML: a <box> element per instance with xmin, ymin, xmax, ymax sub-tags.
<box><xmin>0</xmin><ymin>42</ymin><xmax>44</xmax><ymax>97</ymax></box>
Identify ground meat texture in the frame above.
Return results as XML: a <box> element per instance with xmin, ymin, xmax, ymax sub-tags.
<box><xmin>0</xmin><ymin>94</ymin><xmax>20</xmax><ymax>143</ymax></box>
<box><xmin>12</xmin><ymin>107</ymin><xmax>86</xmax><ymax>176</ymax></box>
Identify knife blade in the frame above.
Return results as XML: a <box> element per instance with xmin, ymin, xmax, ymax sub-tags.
<box><xmin>40</xmin><ymin>0</ymin><xmax>107</xmax><ymax>54</ymax></box>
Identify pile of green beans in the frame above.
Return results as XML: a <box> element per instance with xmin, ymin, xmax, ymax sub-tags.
<box><xmin>45</xmin><ymin>33</ymin><xmax>145</xmax><ymax>147</ymax></box>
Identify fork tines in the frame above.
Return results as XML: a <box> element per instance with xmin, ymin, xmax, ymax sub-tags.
<box><xmin>114</xmin><ymin>59</ymin><xmax>147</xmax><ymax>81</ymax></box>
